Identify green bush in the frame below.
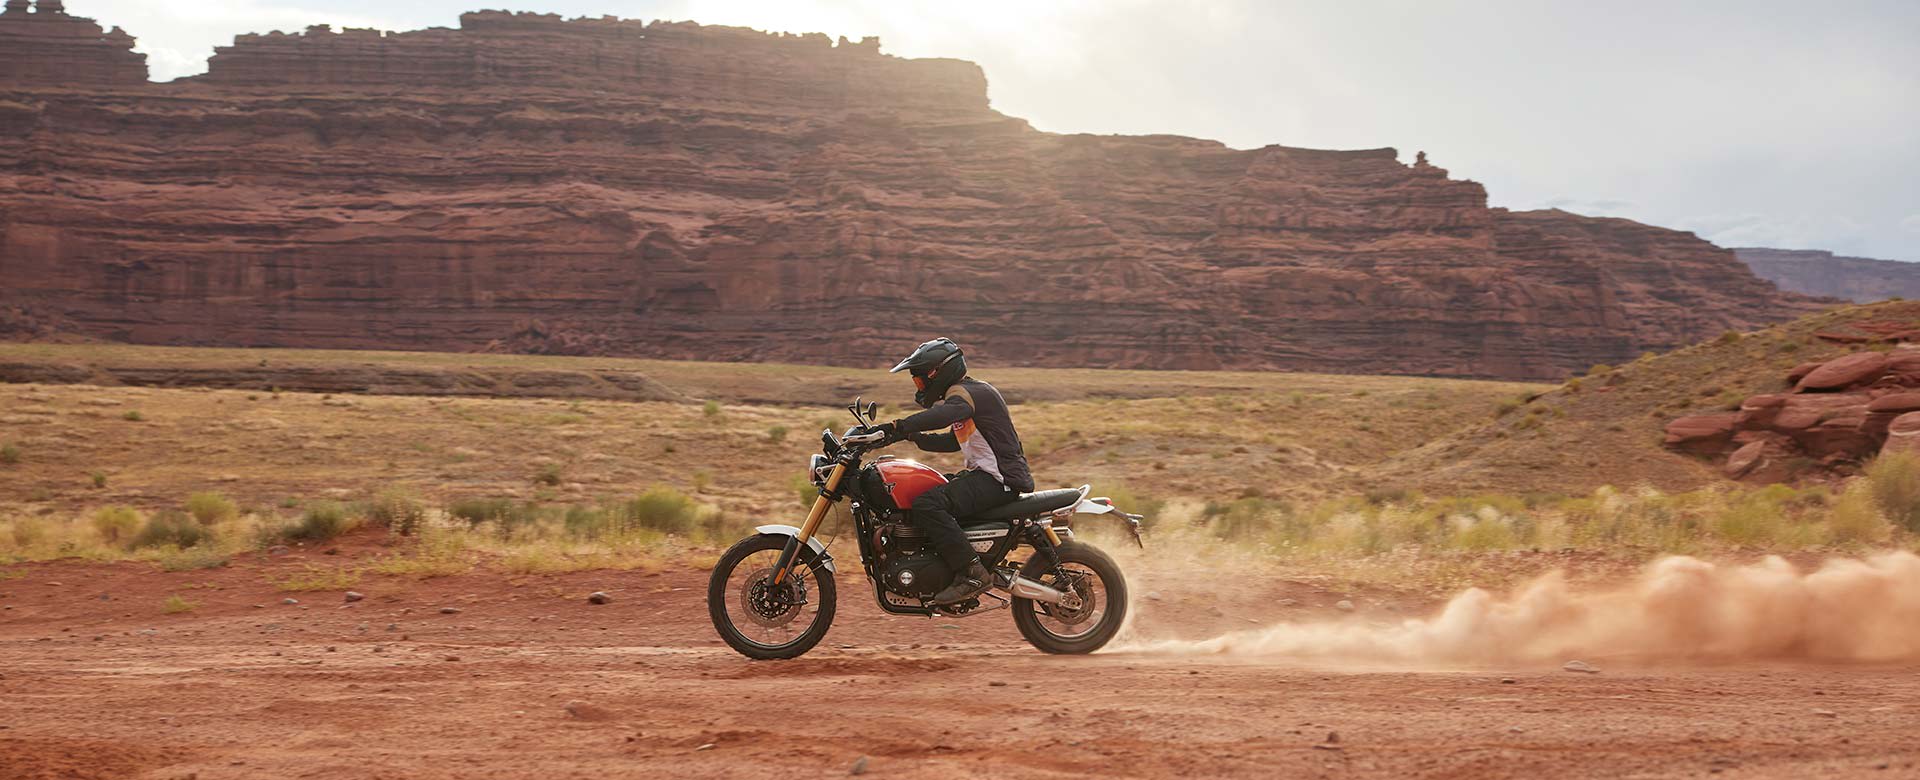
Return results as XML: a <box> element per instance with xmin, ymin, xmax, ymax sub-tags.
<box><xmin>1827</xmin><ymin>482</ymin><xmax>1891</xmax><ymax>545</ymax></box>
<box><xmin>450</xmin><ymin>498</ymin><xmax>536</xmax><ymax>527</ymax></box>
<box><xmin>91</xmin><ymin>506</ymin><xmax>143</xmax><ymax>545</ymax></box>
<box><xmin>280</xmin><ymin>502</ymin><xmax>363</xmax><ymax>543</ymax></box>
<box><xmin>703</xmin><ymin>400</ymin><xmax>721</xmax><ymax>418</ymax></box>
<box><xmin>617</xmin><ymin>486</ymin><xmax>700</xmax><ymax>536</ymax></box>
<box><xmin>0</xmin><ymin>442</ymin><xmax>19</xmax><ymax>465</ymax></box>
<box><xmin>1865</xmin><ymin>451</ymin><xmax>1920</xmax><ymax>533</ymax></box>
<box><xmin>368</xmin><ymin>488</ymin><xmax>427</xmax><ymax>535</ymax></box>
<box><xmin>766</xmin><ymin>425</ymin><xmax>789</xmax><ymax>443</ymax></box>
<box><xmin>185</xmin><ymin>492</ymin><xmax>239</xmax><ymax>525</ymax></box>
<box><xmin>562</xmin><ymin>505</ymin><xmax>613</xmax><ymax>539</ymax></box>
<box><xmin>132</xmin><ymin>510</ymin><xmax>212</xmax><ymax>549</ymax></box>
<box><xmin>122</xmin><ymin>410</ymin><xmax>145</xmax><ymax>422</ymax></box>
<box><xmin>89</xmin><ymin>471</ymin><xmax>108</xmax><ymax>489</ymax></box>
<box><xmin>532</xmin><ymin>462</ymin><xmax>563</xmax><ymax>486</ymax></box>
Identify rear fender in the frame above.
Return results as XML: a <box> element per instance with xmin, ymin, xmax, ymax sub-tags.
<box><xmin>756</xmin><ymin>524</ymin><xmax>837</xmax><ymax>573</ymax></box>
<box><xmin>1067</xmin><ymin>491</ymin><xmax>1145</xmax><ymax>548</ymax></box>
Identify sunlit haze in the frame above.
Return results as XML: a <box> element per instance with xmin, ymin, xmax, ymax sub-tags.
<box><xmin>64</xmin><ymin>0</ymin><xmax>1920</xmax><ymax>261</ymax></box>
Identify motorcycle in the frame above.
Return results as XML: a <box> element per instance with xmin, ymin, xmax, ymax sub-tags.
<box><xmin>707</xmin><ymin>399</ymin><xmax>1144</xmax><ymax>660</ymax></box>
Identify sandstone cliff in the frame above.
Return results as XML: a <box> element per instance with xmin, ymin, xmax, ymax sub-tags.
<box><xmin>0</xmin><ymin>1</ymin><xmax>146</xmax><ymax>86</ymax></box>
<box><xmin>0</xmin><ymin>9</ymin><xmax>1825</xmax><ymax>380</ymax></box>
<box><xmin>1737</xmin><ymin>247</ymin><xmax>1920</xmax><ymax>304</ymax></box>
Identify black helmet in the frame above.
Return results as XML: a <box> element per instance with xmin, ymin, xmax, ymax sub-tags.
<box><xmin>890</xmin><ymin>337</ymin><xmax>968</xmax><ymax>409</ymax></box>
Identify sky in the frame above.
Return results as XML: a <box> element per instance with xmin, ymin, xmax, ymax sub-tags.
<box><xmin>61</xmin><ymin>0</ymin><xmax>1920</xmax><ymax>262</ymax></box>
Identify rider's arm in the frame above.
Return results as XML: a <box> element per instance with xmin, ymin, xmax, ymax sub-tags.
<box><xmin>908</xmin><ymin>429</ymin><xmax>961</xmax><ymax>452</ymax></box>
<box><xmin>893</xmin><ymin>392</ymin><xmax>973</xmax><ymax>433</ymax></box>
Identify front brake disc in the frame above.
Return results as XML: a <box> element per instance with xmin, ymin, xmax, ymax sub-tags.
<box><xmin>738</xmin><ymin>566</ymin><xmax>806</xmax><ymax>629</ymax></box>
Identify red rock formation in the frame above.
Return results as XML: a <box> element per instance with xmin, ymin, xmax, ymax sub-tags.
<box><xmin>1737</xmin><ymin>248</ymin><xmax>1920</xmax><ymax>304</ymax></box>
<box><xmin>0</xmin><ymin>0</ymin><xmax>146</xmax><ymax>86</ymax></box>
<box><xmin>0</xmin><ymin>10</ymin><xmax>1825</xmax><ymax>380</ymax></box>
<box><xmin>1667</xmin><ymin>346</ymin><xmax>1920</xmax><ymax>478</ymax></box>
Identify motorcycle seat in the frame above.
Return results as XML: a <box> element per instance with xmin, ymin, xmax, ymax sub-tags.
<box><xmin>969</xmin><ymin>488</ymin><xmax>1082</xmax><ymax>521</ymax></box>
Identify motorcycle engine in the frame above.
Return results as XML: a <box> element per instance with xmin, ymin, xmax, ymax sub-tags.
<box><xmin>873</xmin><ymin>522</ymin><xmax>952</xmax><ymax>599</ymax></box>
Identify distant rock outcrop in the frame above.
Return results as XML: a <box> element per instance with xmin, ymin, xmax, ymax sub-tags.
<box><xmin>1737</xmin><ymin>248</ymin><xmax>1920</xmax><ymax>304</ymax></box>
<box><xmin>1666</xmin><ymin>341</ymin><xmax>1920</xmax><ymax>479</ymax></box>
<box><xmin>0</xmin><ymin>10</ymin><xmax>1826</xmax><ymax>380</ymax></box>
<box><xmin>0</xmin><ymin>0</ymin><xmax>146</xmax><ymax>86</ymax></box>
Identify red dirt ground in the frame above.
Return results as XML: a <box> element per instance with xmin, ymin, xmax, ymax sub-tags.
<box><xmin>3</xmin><ymin>541</ymin><xmax>1918</xmax><ymax>779</ymax></box>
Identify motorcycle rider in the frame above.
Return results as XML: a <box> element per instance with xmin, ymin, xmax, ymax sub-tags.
<box><xmin>874</xmin><ymin>338</ymin><xmax>1035</xmax><ymax>605</ymax></box>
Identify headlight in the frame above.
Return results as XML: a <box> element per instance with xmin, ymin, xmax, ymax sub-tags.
<box><xmin>807</xmin><ymin>454</ymin><xmax>831</xmax><ymax>486</ymax></box>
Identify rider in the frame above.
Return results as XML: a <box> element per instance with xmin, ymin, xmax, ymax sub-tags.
<box><xmin>875</xmin><ymin>338</ymin><xmax>1034</xmax><ymax>605</ymax></box>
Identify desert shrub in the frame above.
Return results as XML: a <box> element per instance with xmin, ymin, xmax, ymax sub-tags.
<box><xmin>1865</xmin><ymin>451</ymin><xmax>1920</xmax><ymax>533</ymax></box>
<box><xmin>89</xmin><ymin>471</ymin><xmax>108</xmax><ymax>489</ymax></box>
<box><xmin>8</xmin><ymin>516</ymin><xmax>50</xmax><ymax>548</ymax></box>
<box><xmin>279</xmin><ymin>502</ymin><xmax>363</xmax><ymax>542</ymax></box>
<box><xmin>1201</xmin><ymin>498</ymin><xmax>1292</xmax><ymax>543</ymax></box>
<box><xmin>532</xmin><ymin>462</ymin><xmax>563</xmax><ymax>486</ymax></box>
<box><xmin>703</xmin><ymin>400</ymin><xmax>721</xmax><ymax>418</ymax></box>
<box><xmin>122</xmin><ymin>410</ymin><xmax>145</xmax><ymax>422</ymax></box>
<box><xmin>162</xmin><ymin>595</ymin><xmax>197</xmax><ymax>614</ymax></box>
<box><xmin>132</xmin><ymin>510</ymin><xmax>211</xmax><ymax>549</ymax></box>
<box><xmin>0</xmin><ymin>442</ymin><xmax>19</xmax><ymax>465</ymax></box>
<box><xmin>616</xmin><ymin>486</ymin><xmax>700</xmax><ymax>536</ymax></box>
<box><xmin>1588</xmin><ymin>364</ymin><xmax>1614</xmax><ymax>376</ymax></box>
<box><xmin>91</xmin><ymin>506</ymin><xmax>143</xmax><ymax>545</ymax></box>
<box><xmin>157</xmin><ymin>547</ymin><xmax>230</xmax><ymax>571</ymax></box>
<box><xmin>790</xmin><ymin>474</ymin><xmax>820</xmax><ymax>509</ymax></box>
<box><xmin>185</xmin><ymin>492</ymin><xmax>239</xmax><ymax>525</ymax></box>
<box><xmin>562</xmin><ymin>505</ymin><xmax>613</xmax><ymax>539</ymax></box>
<box><xmin>449</xmin><ymin>498</ymin><xmax>540</xmax><ymax>535</ymax></box>
<box><xmin>368</xmin><ymin>488</ymin><xmax>427</xmax><ymax>535</ymax></box>
<box><xmin>692</xmin><ymin>470</ymin><xmax>713</xmax><ymax>493</ymax></box>
<box><xmin>1713</xmin><ymin>491</ymin><xmax>1790</xmax><ymax>546</ymax></box>
<box><xmin>1451</xmin><ymin>513</ymin><xmax>1518</xmax><ymax>551</ymax></box>
<box><xmin>766</xmin><ymin>425</ymin><xmax>789</xmax><ymax>443</ymax></box>
<box><xmin>1093</xmin><ymin>483</ymin><xmax>1166</xmax><ymax>530</ymax></box>
<box><xmin>1826</xmin><ymin>482</ymin><xmax>1892</xmax><ymax>545</ymax></box>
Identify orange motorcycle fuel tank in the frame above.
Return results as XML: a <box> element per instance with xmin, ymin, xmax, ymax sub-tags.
<box><xmin>872</xmin><ymin>458</ymin><xmax>947</xmax><ymax>509</ymax></box>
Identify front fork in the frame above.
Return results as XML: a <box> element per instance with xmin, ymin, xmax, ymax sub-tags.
<box><xmin>771</xmin><ymin>462</ymin><xmax>847</xmax><ymax>585</ymax></box>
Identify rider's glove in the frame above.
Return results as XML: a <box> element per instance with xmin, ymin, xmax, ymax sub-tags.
<box><xmin>876</xmin><ymin>421</ymin><xmax>904</xmax><ymax>444</ymax></box>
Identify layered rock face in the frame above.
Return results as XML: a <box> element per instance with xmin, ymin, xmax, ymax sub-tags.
<box><xmin>0</xmin><ymin>0</ymin><xmax>146</xmax><ymax>86</ymax></box>
<box><xmin>1737</xmin><ymin>248</ymin><xmax>1920</xmax><ymax>304</ymax></box>
<box><xmin>0</xmin><ymin>11</ymin><xmax>1824</xmax><ymax>380</ymax></box>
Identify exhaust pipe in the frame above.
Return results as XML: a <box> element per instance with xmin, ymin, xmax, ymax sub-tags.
<box><xmin>1007</xmin><ymin>575</ymin><xmax>1074</xmax><ymax>607</ymax></box>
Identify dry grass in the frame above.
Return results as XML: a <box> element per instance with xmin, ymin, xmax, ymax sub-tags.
<box><xmin>271</xmin><ymin>564</ymin><xmax>363</xmax><ymax>592</ymax></box>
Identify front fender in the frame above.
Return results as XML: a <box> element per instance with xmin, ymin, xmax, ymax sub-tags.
<box><xmin>755</xmin><ymin>524</ymin><xmax>837</xmax><ymax>573</ymax></box>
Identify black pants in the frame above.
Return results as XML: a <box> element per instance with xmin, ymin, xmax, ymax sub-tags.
<box><xmin>910</xmin><ymin>470</ymin><xmax>1016</xmax><ymax>570</ymax></box>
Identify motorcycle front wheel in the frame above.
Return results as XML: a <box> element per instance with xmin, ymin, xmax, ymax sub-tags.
<box><xmin>707</xmin><ymin>533</ymin><xmax>837</xmax><ymax>660</ymax></box>
<box><xmin>1012</xmin><ymin>541</ymin><xmax>1128</xmax><ymax>654</ymax></box>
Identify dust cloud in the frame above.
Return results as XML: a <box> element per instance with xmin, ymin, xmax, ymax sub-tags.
<box><xmin>1123</xmin><ymin>552</ymin><xmax>1920</xmax><ymax>665</ymax></box>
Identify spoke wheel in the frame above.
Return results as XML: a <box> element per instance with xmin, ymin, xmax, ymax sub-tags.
<box><xmin>1012</xmin><ymin>541</ymin><xmax>1128</xmax><ymax>654</ymax></box>
<box><xmin>708</xmin><ymin>534</ymin><xmax>836</xmax><ymax>660</ymax></box>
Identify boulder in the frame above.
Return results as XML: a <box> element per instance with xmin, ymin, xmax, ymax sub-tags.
<box><xmin>1724</xmin><ymin>440</ymin><xmax>1769</xmax><ymax>478</ymax></box>
<box><xmin>1771</xmin><ymin>394</ymin><xmax>1868</xmax><ymax>432</ymax></box>
<box><xmin>1663</xmin><ymin>413</ymin><xmax>1739</xmax><ymax>453</ymax></box>
<box><xmin>1882</xmin><ymin>412</ymin><xmax>1920</xmax><ymax>455</ymax></box>
<box><xmin>1735</xmin><ymin>393</ymin><xmax>1791</xmax><ymax>427</ymax></box>
<box><xmin>1795</xmin><ymin>352</ymin><xmax>1889</xmax><ymax>391</ymax></box>
<box><xmin>1867</xmin><ymin>392</ymin><xmax>1920</xmax><ymax>413</ymax></box>
<box><xmin>1786</xmin><ymin>361</ymin><xmax>1827</xmax><ymax>384</ymax></box>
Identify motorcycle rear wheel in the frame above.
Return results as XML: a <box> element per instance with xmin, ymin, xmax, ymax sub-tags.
<box><xmin>1012</xmin><ymin>541</ymin><xmax>1128</xmax><ymax>654</ymax></box>
<box><xmin>707</xmin><ymin>533</ymin><xmax>837</xmax><ymax>660</ymax></box>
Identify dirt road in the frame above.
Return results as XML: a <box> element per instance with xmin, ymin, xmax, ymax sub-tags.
<box><xmin>3</xmin><ymin>552</ymin><xmax>1918</xmax><ymax>780</ymax></box>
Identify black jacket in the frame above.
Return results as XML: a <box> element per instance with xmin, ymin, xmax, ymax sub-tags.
<box><xmin>893</xmin><ymin>376</ymin><xmax>1034</xmax><ymax>492</ymax></box>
